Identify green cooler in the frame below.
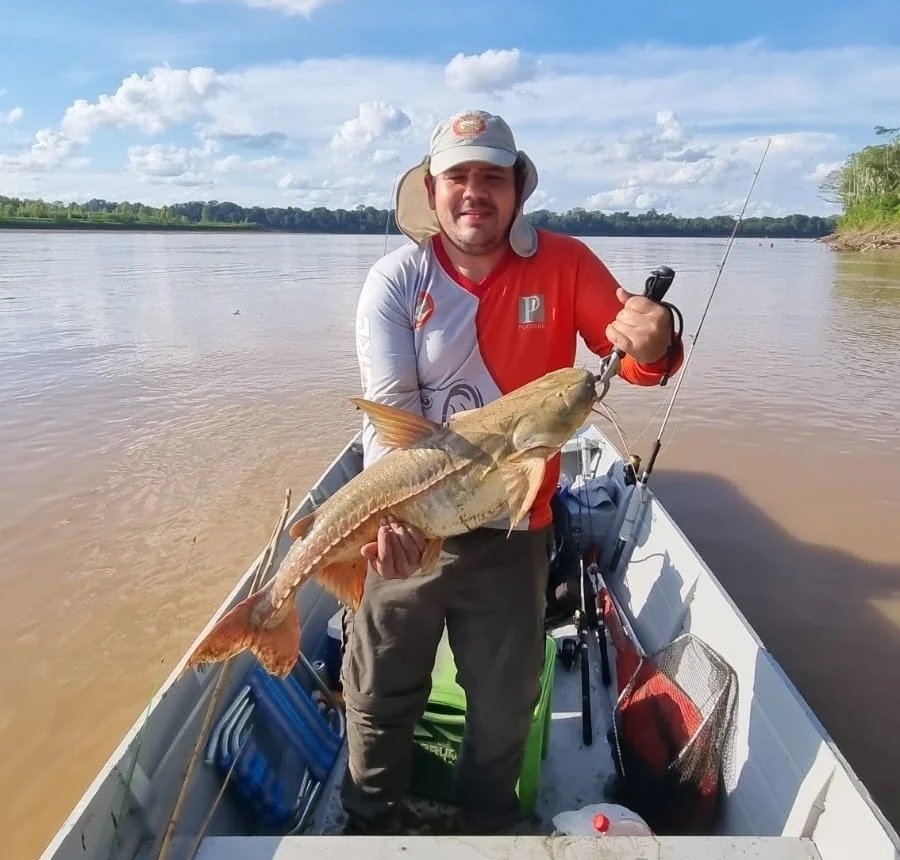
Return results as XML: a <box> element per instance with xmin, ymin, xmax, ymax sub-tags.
<box><xmin>409</xmin><ymin>632</ymin><xmax>556</xmax><ymax>814</ymax></box>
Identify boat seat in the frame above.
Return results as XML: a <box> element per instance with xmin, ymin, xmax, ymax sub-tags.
<box><xmin>207</xmin><ymin>662</ymin><xmax>344</xmax><ymax>832</ymax></box>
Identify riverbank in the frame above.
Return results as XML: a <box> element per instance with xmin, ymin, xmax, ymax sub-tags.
<box><xmin>0</xmin><ymin>216</ymin><xmax>254</xmax><ymax>231</ymax></box>
<box><xmin>823</xmin><ymin>226</ymin><xmax>900</xmax><ymax>251</ymax></box>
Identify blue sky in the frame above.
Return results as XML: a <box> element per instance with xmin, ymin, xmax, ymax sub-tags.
<box><xmin>1</xmin><ymin>0</ymin><xmax>898</xmax><ymax>216</ymax></box>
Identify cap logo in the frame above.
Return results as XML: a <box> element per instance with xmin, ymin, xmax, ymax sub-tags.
<box><xmin>451</xmin><ymin>112</ymin><xmax>487</xmax><ymax>139</ymax></box>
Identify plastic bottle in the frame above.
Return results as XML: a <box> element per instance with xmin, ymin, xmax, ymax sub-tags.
<box><xmin>552</xmin><ymin>803</ymin><xmax>654</xmax><ymax>836</ymax></box>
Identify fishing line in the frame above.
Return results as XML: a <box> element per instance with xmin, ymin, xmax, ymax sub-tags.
<box><xmin>606</xmin><ymin>137</ymin><xmax>771</xmax><ymax>574</ymax></box>
<box><xmin>382</xmin><ymin>170</ymin><xmax>401</xmax><ymax>257</ymax></box>
<box><xmin>645</xmin><ymin>137</ymin><xmax>772</xmax><ymax>469</ymax></box>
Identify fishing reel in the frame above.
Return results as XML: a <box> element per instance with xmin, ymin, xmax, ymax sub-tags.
<box><xmin>623</xmin><ymin>454</ymin><xmax>641</xmax><ymax>487</ymax></box>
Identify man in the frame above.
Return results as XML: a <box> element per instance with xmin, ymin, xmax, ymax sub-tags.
<box><xmin>342</xmin><ymin>109</ymin><xmax>683</xmax><ymax>834</ymax></box>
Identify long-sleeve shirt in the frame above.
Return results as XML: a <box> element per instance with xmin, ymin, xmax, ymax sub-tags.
<box><xmin>354</xmin><ymin>228</ymin><xmax>682</xmax><ymax>529</ymax></box>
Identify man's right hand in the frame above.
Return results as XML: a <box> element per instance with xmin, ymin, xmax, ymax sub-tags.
<box><xmin>360</xmin><ymin>514</ymin><xmax>427</xmax><ymax>579</ymax></box>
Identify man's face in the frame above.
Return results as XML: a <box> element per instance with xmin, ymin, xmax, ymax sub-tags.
<box><xmin>426</xmin><ymin>160</ymin><xmax>517</xmax><ymax>256</ymax></box>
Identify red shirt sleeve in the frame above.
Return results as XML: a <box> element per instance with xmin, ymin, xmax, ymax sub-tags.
<box><xmin>573</xmin><ymin>242</ymin><xmax>683</xmax><ymax>386</ymax></box>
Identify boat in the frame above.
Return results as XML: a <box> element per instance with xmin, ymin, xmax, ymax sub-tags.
<box><xmin>39</xmin><ymin>422</ymin><xmax>900</xmax><ymax>860</ymax></box>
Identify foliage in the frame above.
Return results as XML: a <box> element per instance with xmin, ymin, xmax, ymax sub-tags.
<box><xmin>0</xmin><ymin>194</ymin><xmax>837</xmax><ymax>238</ymax></box>
<box><xmin>821</xmin><ymin>125</ymin><xmax>900</xmax><ymax>232</ymax></box>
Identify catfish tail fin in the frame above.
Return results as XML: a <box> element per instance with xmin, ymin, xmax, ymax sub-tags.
<box><xmin>186</xmin><ymin>588</ymin><xmax>300</xmax><ymax>678</ymax></box>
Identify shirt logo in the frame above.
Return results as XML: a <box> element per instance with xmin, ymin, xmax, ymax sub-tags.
<box><xmin>519</xmin><ymin>294</ymin><xmax>545</xmax><ymax>327</ymax></box>
<box><xmin>414</xmin><ymin>290</ymin><xmax>435</xmax><ymax>329</ymax></box>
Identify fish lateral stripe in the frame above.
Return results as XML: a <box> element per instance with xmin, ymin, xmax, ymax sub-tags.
<box><xmin>267</xmin><ymin>449</ymin><xmax>474</xmax><ymax>612</ymax></box>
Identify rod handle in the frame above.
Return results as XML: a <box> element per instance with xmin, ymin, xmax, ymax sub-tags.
<box><xmin>643</xmin><ymin>265</ymin><xmax>675</xmax><ymax>303</ymax></box>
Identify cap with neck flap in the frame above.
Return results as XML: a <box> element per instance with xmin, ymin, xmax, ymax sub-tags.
<box><xmin>394</xmin><ymin>109</ymin><xmax>539</xmax><ymax>257</ymax></box>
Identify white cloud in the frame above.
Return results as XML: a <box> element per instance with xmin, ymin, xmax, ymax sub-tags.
<box><xmin>637</xmin><ymin>154</ymin><xmax>742</xmax><ymax>187</ymax></box>
<box><xmin>807</xmin><ymin>160</ymin><xmax>845</xmax><ymax>183</ymax></box>
<box><xmin>241</xmin><ymin>0</ymin><xmax>338</xmax><ymax>13</ymax></box>
<box><xmin>705</xmin><ymin>196</ymin><xmax>792</xmax><ymax>218</ymax></box>
<box><xmin>277</xmin><ymin>172</ymin><xmax>370</xmax><ymax>191</ymax></box>
<box><xmin>585</xmin><ymin>179</ymin><xmax>675</xmax><ymax>213</ymax></box>
<box><xmin>372</xmin><ymin>149</ymin><xmax>400</xmax><ymax>165</ymax></box>
<box><xmin>4</xmin><ymin>42</ymin><xmax>896</xmax><ymax>214</ymax></box>
<box><xmin>444</xmin><ymin>48</ymin><xmax>533</xmax><ymax>93</ymax></box>
<box><xmin>201</xmin><ymin>129</ymin><xmax>287</xmax><ymax>149</ymax></box>
<box><xmin>180</xmin><ymin>0</ymin><xmax>339</xmax><ymax>15</ymax></box>
<box><xmin>126</xmin><ymin>140</ymin><xmax>217</xmax><ymax>186</ymax></box>
<box><xmin>729</xmin><ymin>132</ymin><xmax>838</xmax><ymax>160</ymax></box>
<box><xmin>578</xmin><ymin>110</ymin><xmax>690</xmax><ymax>162</ymax></box>
<box><xmin>0</xmin><ymin>129</ymin><xmax>74</xmax><ymax>172</ymax></box>
<box><xmin>1</xmin><ymin>107</ymin><xmax>23</xmax><ymax>124</ymax></box>
<box><xmin>524</xmin><ymin>189</ymin><xmax>557</xmax><ymax>212</ymax></box>
<box><xmin>667</xmin><ymin>146</ymin><xmax>715</xmax><ymax>163</ymax></box>
<box><xmin>275</xmin><ymin>170</ymin><xmax>388</xmax><ymax>209</ymax></box>
<box><xmin>329</xmin><ymin>101</ymin><xmax>411</xmax><ymax>159</ymax></box>
<box><xmin>61</xmin><ymin>66</ymin><xmax>222</xmax><ymax>143</ymax></box>
<box><xmin>214</xmin><ymin>154</ymin><xmax>283</xmax><ymax>173</ymax></box>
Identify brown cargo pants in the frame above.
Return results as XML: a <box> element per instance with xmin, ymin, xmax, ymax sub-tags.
<box><xmin>339</xmin><ymin>524</ymin><xmax>553</xmax><ymax>833</ymax></box>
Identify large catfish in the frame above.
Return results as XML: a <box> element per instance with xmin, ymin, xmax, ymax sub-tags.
<box><xmin>187</xmin><ymin>366</ymin><xmax>598</xmax><ymax>677</ymax></box>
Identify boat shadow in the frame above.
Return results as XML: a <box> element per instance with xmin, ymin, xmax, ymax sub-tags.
<box><xmin>640</xmin><ymin>469</ymin><xmax>900</xmax><ymax>836</ymax></box>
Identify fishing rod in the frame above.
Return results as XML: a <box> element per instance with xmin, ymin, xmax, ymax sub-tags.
<box><xmin>574</xmin><ymin>265</ymin><xmax>676</xmax><ymax>741</ymax></box>
<box><xmin>383</xmin><ymin>170</ymin><xmax>402</xmax><ymax>256</ymax></box>
<box><xmin>605</xmin><ymin>137</ymin><xmax>772</xmax><ymax>575</ymax></box>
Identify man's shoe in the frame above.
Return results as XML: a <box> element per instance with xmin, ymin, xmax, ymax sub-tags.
<box><xmin>341</xmin><ymin>808</ymin><xmax>401</xmax><ymax>835</ymax></box>
<box><xmin>342</xmin><ymin>801</ymin><xmax>459</xmax><ymax>836</ymax></box>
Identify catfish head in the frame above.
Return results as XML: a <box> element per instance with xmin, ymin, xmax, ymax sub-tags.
<box><xmin>451</xmin><ymin>366</ymin><xmax>598</xmax><ymax>458</ymax></box>
<box><xmin>504</xmin><ymin>366</ymin><xmax>598</xmax><ymax>456</ymax></box>
<box><xmin>445</xmin><ymin>367</ymin><xmax>597</xmax><ymax>531</ymax></box>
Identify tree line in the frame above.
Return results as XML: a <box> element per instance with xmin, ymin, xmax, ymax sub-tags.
<box><xmin>820</xmin><ymin>125</ymin><xmax>899</xmax><ymax>232</ymax></box>
<box><xmin>0</xmin><ymin>194</ymin><xmax>837</xmax><ymax>238</ymax></box>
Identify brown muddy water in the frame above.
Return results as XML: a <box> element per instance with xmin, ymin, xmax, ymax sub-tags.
<box><xmin>1</xmin><ymin>231</ymin><xmax>898</xmax><ymax>858</ymax></box>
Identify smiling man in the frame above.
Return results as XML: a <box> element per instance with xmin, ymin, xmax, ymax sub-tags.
<box><xmin>343</xmin><ymin>109</ymin><xmax>683</xmax><ymax>835</ymax></box>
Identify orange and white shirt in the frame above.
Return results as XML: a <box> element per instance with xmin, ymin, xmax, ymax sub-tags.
<box><xmin>355</xmin><ymin>229</ymin><xmax>680</xmax><ymax>530</ymax></box>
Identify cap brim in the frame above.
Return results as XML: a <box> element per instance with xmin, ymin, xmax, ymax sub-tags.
<box><xmin>429</xmin><ymin>146</ymin><xmax>517</xmax><ymax>176</ymax></box>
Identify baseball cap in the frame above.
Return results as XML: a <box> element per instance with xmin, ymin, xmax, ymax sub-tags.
<box><xmin>394</xmin><ymin>109</ymin><xmax>539</xmax><ymax>257</ymax></box>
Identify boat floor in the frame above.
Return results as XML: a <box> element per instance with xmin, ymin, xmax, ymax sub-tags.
<box><xmin>315</xmin><ymin>621</ymin><xmax>621</xmax><ymax>837</ymax></box>
<box><xmin>190</xmin><ymin>622</ymin><xmax>824</xmax><ymax>857</ymax></box>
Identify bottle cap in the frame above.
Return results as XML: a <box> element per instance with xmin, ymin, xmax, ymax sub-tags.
<box><xmin>592</xmin><ymin>812</ymin><xmax>610</xmax><ymax>833</ymax></box>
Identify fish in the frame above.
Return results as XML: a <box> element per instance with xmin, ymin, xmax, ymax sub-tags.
<box><xmin>186</xmin><ymin>366</ymin><xmax>598</xmax><ymax>677</ymax></box>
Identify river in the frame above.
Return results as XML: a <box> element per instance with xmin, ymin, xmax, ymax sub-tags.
<box><xmin>1</xmin><ymin>231</ymin><xmax>898</xmax><ymax>858</ymax></box>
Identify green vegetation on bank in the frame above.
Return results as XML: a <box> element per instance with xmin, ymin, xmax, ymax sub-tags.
<box><xmin>0</xmin><ymin>193</ymin><xmax>836</xmax><ymax>239</ymax></box>
<box><xmin>822</xmin><ymin>126</ymin><xmax>900</xmax><ymax>250</ymax></box>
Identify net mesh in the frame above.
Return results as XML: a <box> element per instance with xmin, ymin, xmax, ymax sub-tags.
<box><xmin>608</xmin><ymin>633</ymin><xmax>738</xmax><ymax>835</ymax></box>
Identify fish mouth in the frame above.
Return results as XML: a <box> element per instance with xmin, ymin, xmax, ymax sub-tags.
<box><xmin>565</xmin><ymin>373</ymin><xmax>600</xmax><ymax>410</ymax></box>
<box><xmin>587</xmin><ymin>372</ymin><xmax>605</xmax><ymax>400</ymax></box>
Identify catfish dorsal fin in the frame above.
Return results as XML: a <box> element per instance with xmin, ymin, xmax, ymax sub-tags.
<box><xmin>351</xmin><ymin>398</ymin><xmax>441</xmax><ymax>449</ymax></box>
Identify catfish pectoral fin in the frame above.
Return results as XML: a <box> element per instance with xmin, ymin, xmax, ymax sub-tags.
<box><xmin>186</xmin><ymin>588</ymin><xmax>301</xmax><ymax>678</ymax></box>
<box><xmin>288</xmin><ymin>510</ymin><xmax>317</xmax><ymax>540</ymax></box>
<box><xmin>316</xmin><ymin>557</ymin><xmax>368</xmax><ymax>610</ymax></box>
<box><xmin>500</xmin><ymin>456</ymin><xmax>547</xmax><ymax>531</ymax></box>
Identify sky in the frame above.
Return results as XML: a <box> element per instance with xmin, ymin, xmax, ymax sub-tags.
<box><xmin>0</xmin><ymin>0</ymin><xmax>898</xmax><ymax>218</ymax></box>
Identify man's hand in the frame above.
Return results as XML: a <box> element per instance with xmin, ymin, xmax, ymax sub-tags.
<box><xmin>606</xmin><ymin>286</ymin><xmax>673</xmax><ymax>365</ymax></box>
<box><xmin>360</xmin><ymin>514</ymin><xmax>427</xmax><ymax>579</ymax></box>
